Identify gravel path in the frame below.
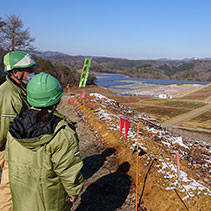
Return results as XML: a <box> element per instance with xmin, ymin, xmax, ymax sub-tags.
<box><xmin>57</xmin><ymin>100</ymin><xmax>137</xmax><ymax>211</ymax></box>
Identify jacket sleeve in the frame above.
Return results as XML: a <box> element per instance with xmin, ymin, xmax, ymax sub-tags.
<box><xmin>0</xmin><ymin>95</ymin><xmax>28</xmax><ymax>150</ymax></box>
<box><xmin>51</xmin><ymin>126</ymin><xmax>84</xmax><ymax>197</ymax></box>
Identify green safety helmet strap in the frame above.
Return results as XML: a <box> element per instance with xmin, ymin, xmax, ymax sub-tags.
<box><xmin>4</xmin><ymin>51</ymin><xmax>38</xmax><ymax>72</ymax></box>
<box><xmin>27</xmin><ymin>72</ymin><xmax>63</xmax><ymax>107</ymax></box>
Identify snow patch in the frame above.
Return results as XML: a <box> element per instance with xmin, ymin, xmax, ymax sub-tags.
<box><xmin>171</xmin><ymin>136</ymin><xmax>189</xmax><ymax>150</ymax></box>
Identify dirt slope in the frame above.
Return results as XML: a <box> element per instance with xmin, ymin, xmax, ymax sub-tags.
<box><xmin>1</xmin><ymin>85</ymin><xmax>210</xmax><ymax>210</ymax></box>
<box><xmin>59</xmin><ymin>89</ymin><xmax>211</xmax><ymax>211</ymax></box>
<box><xmin>57</xmin><ymin>99</ymin><xmax>137</xmax><ymax>211</ymax></box>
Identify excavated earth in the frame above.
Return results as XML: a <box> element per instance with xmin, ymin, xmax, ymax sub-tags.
<box><xmin>1</xmin><ymin>85</ymin><xmax>211</xmax><ymax>211</ymax></box>
<box><xmin>57</xmin><ymin>98</ymin><xmax>137</xmax><ymax>211</ymax></box>
<box><xmin>58</xmin><ymin>85</ymin><xmax>211</xmax><ymax>211</ymax></box>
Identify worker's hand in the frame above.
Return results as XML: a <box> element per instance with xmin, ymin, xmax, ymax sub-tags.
<box><xmin>69</xmin><ymin>196</ymin><xmax>78</xmax><ymax>203</ymax></box>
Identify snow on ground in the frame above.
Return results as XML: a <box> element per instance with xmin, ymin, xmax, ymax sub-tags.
<box><xmin>88</xmin><ymin>93</ymin><xmax>211</xmax><ymax>199</ymax></box>
<box><xmin>171</xmin><ymin>136</ymin><xmax>190</xmax><ymax>150</ymax></box>
<box><xmin>156</xmin><ymin>160</ymin><xmax>211</xmax><ymax>200</ymax></box>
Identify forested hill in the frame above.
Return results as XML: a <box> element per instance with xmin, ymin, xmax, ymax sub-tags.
<box><xmin>2</xmin><ymin>50</ymin><xmax>211</xmax><ymax>83</ymax></box>
<box><xmin>45</xmin><ymin>53</ymin><xmax>211</xmax><ymax>82</ymax></box>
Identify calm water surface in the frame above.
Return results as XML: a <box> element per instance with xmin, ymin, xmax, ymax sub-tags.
<box><xmin>94</xmin><ymin>73</ymin><xmax>209</xmax><ymax>96</ymax></box>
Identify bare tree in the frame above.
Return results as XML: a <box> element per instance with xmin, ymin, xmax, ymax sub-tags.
<box><xmin>0</xmin><ymin>17</ymin><xmax>6</xmax><ymax>48</ymax></box>
<box><xmin>0</xmin><ymin>15</ymin><xmax>36</xmax><ymax>51</ymax></box>
<box><xmin>0</xmin><ymin>17</ymin><xmax>5</xmax><ymax>30</ymax></box>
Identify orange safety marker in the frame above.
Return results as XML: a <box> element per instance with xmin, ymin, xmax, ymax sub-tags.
<box><xmin>176</xmin><ymin>153</ymin><xmax>180</xmax><ymax>182</ymax></box>
<box><xmin>136</xmin><ymin>122</ymin><xmax>140</xmax><ymax>211</ymax></box>
<box><xmin>136</xmin><ymin>121</ymin><xmax>143</xmax><ymax>211</ymax></box>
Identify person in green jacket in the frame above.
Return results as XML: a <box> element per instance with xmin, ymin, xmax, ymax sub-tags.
<box><xmin>5</xmin><ymin>72</ymin><xmax>84</xmax><ymax>211</ymax></box>
<box><xmin>0</xmin><ymin>51</ymin><xmax>38</xmax><ymax>211</ymax></box>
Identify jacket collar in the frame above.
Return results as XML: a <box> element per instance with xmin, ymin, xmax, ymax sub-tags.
<box><xmin>6</xmin><ymin>75</ymin><xmax>27</xmax><ymax>95</ymax></box>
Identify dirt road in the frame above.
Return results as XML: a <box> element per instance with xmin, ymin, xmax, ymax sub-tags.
<box><xmin>161</xmin><ymin>103</ymin><xmax>211</xmax><ymax>128</ymax></box>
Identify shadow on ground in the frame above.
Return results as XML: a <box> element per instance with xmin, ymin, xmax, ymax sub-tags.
<box><xmin>81</xmin><ymin>148</ymin><xmax>116</xmax><ymax>180</ymax></box>
<box><xmin>76</xmin><ymin>162</ymin><xmax>131</xmax><ymax>211</ymax></box>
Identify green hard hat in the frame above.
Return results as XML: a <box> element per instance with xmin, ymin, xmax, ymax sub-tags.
<box><xmin>27</xmin><ymin>72</ymin><xmax>63</xmax><ymax>107</ymax></box>
<box><xmin>4</xmin><ymin>51</ymin><xmax>38</xmax><ymax>72</ymax></box>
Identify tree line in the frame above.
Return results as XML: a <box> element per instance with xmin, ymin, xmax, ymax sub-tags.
<box><xmin>47</xmin><ymin>54</ymin><xmax>211</xmax><ymax>82</ymax></box>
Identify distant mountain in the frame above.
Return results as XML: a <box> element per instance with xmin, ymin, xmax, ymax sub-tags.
<box><xmin>182</xmin><ymin>57</ymin><xmax>198</xmax><ymax>61</ymax></box>
<box><xmin>31</xmin><ymin>50</ymin><xmax>211</xmax><ymax>62</ymax></box>
<box><xmin>182</xmin><ymin>57</ymin><xmax>211</xmax><ymax>61</ymax></box>
<box><xmin>30</xmin><ymin>51</ymin><xmax>211</xmax><ymax>82</ymax></box>
<box><xmin>201</xmin><ymin>58</ymin><xmax>211</xmax><ymax>61</ymax></box>
<box><xmin>158</xmin><ymin>58</ymin><xmax>177</xmax><ymax>61</ymax></box>
<box><xmin>30</xmin><ymin>51</ymin><xmax>68</xmax><ymax>57</ymax></box>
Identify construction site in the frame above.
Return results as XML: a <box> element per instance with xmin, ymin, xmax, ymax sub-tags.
<box><xmin>57</xmin><ymin>82</ymin><xmax>211</xmax><ymax>211</ymax></box>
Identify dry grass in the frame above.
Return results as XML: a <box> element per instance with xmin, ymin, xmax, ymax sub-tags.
<box><xmin>181</xmin><ymin>110</ymin><xmax>211</xmax><ymax>130</ymax></box>
<box><xmin>127</xmin><ymin>98</ymin><xmax>206</xmax><ymax>123</ymax></box>
<box><xmin>129</xmin><ymin>105</ymin><xmax>188</xmax><ymax>123</ymax></box>
<box><xmin>139</xmin><ymin>99</ymin><xmax>206</xmax><ymax>109</ymax></box>
<box><xmin>180</xmin><ymin>85</ymin><xmax>211</xmax><ymax>100</ymax></box>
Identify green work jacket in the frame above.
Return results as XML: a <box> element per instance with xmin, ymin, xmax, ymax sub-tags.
<box><xmin>0</xmin><ymin>76</ymin><xmax>29</xmax><ymax>150</ymax></box>
<box><xmin>5</xmin><ymin>116</ymin><xmax>84</xmax><ymax>211</ymax></box>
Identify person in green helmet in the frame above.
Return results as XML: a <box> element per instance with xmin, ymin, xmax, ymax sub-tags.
<box><xmin>5</xmin><ymin>72</ymin><xmax>84</xmax><ymax>211</ymax></box>
<box><xmin>0</xmin><ymin>51</ymin><xmax>38</xmax><ymax>211</ymax></box>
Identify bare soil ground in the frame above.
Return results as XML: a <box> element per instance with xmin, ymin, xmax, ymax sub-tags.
<box><xmin>70</xmin><ymin>85</ymin><xmax>142</xmax><ymax>104</ymax></box>
<box><xmin>181</xmin><ymin>110</ymin><xmax>211</xmax><ymax>130</ymax></box>
<box><xmin>1</xmin><ymin>85</ymin><xmax>211</xmax><ymax>210</ymax></box>
<box><xmin>68</xmin><ymin>84</ymin><xmax>211</xmax><ymax>138</ymax></box>
<box><xmin>57</xmin><ymin>99</ymin><xmax>137</xmax><ymax>211</ymax></box>
<box><xmin>180</xmin><ymin>85</ymin><xmax>211</xmax><ymax>101</ymax></box>
<box><xmin>129</xmin><ymin>104</ymin><xmax>187</xmax><ymax>123</ymax></box>
<box><xmin>0</xmin><ymin>91</ymin><xmax>137</xmax><ymax>211</ymax></box>
<box><xmin>60</xmin><ymin>87</ymin><xmax>211</xmax><ymax>211</ymax></box>
<box><xmin>138</xmin><ymin>99</ymin><xmax>206</xmax><ymax>109</ymax></box>
<box><xmin>122</xmin><ymin>99</ymin><xmax>207</xmax><ymax>123</ymax></box>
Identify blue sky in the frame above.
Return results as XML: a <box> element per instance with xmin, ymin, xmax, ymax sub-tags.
<box><xmin>1</xmin><ymin>0</ymin><xmax>211</xmax><ymax>59</ymax></box>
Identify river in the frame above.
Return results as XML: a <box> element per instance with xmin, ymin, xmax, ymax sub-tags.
<box><xmin>94</xmin><ymin>73</ymin><xmax>209</xmax><ymax>96</ymax></box>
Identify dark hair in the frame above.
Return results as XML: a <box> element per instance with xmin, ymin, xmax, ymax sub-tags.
<box><xmin>33</xmin><ymin>104</ymin><xmax>57</xmax><ymax>122</ymax></box>
<box><xmin>33</xmin><ymin>108</ymin><xmax>51</xmax><ymax>122</ymax></box>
